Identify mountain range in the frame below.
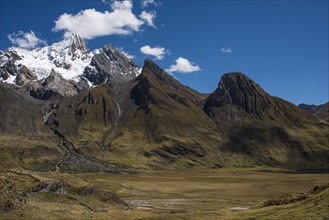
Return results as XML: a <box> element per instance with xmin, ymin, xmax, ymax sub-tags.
<box><xmin>0</xmin><ymin>34</ymin><xmax>328</xmax><ymax>172</ymax></box>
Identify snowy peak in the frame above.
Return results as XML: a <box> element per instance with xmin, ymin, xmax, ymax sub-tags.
<box><xmin>0</xmin><ymin>33</ymin><xmax>93</xmax><ymax>81</ymax></box>
<box><xmin>0</xmin><ymin>34</ymin><xmax>142</xmax><ymax>99</ymax></box>
<box><xmin>52</xmin><ymin>33</ymin><xmax>90</xmax><ymax>62</ymax></box>
<box><xmin>43</xmin><ymin>32</ymin><xmax>91</xmax><ymax>70</ymax></box>
<box><xmin>70</xmin><ymin>33</ymin><xmax>89</xmax><ymax>53</ymax></box>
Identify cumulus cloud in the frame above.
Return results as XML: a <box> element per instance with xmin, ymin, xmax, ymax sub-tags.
<box><xmin>220</xmin><ymin>47</ymin><xmax>232</xmax><ymax>53</ymax></box>
<box><xmin>52</xmin><ymin>0</ymin><xmax>156</xmax><ymax>39</ymax></box>
<box><xmin>7</xmin><ymin>30</ymin><xmax>46</xmax><ymax>49</ymax></box>
<box><xmin>140</xmin><ymin>45</ymin><xmax>166</xmax><ymax>60</ymax></box>
<box><xmin>166</xmin><ymin>57</ymin><xmax>201</xmax><ymax>74</ymax></box>
<box><xmin>139</xmin><ymin>11</ymin><xmax>156</xmax><ymax>28</ymax></box>
<box><xmin>141</xmin><ymin>0</ymin><xmax>157</xmax><ymax>8</ymax></box>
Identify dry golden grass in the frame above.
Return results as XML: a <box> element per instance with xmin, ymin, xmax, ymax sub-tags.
<box><xmin>1</xmin><ymin>169</ymin><xmax>328</xmax><ymax>219</ymax></box>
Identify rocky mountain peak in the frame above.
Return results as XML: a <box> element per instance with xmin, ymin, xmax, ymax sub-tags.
<box><xmin>65</xmin><ymin>33</ymin><xmax>90</xmax><ymax>61</ymax></box>
<box><xmin>46</xmin><ymin>33</ymin><xmax>91</xmax><ymax>69</ymax></box>
<box><xmin>83</xmin><ymin>44</ymin><xmax>141</xmax><ymax>85</ymax></box>
<box><xmin>142</xmin><ymin>59</ymin><xmax>180</xmax><ymax>89</ymax></box>
<box><xmin>101</xmin><ymin>44</ymin><xmax>136</xmax><ymax>65</ymax></box>
<box><xmin>143</xmin><ymin>59</ymin><xmax>166</xmax><ymax>77</ymax></box>
<box><xmin>204</xmin><ymin>72</ymin><xmax>272</xmax><ymax>116</ymax></box>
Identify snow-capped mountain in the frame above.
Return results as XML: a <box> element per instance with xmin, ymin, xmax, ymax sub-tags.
<box><xmin>0</xmin><ymin>33</ymin><xmax>92</xmax><ymax>83</ymax></box>
<box><xmin>0</xmin><ymin>33</ymin><xmax>141</xmax><ymax>99</ymax></box>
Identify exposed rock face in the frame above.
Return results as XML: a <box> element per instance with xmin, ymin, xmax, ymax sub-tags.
<box><xmin>143</xmin><ymin>59</ymin><xmax>178</xmax><ymax>88</ymax></box>
<box><xmin>68</xmin><ymin>33</ymin><xmax>90</xmax><ymax>61</ymax></box>
<box><xmin>204</xmin><ymin>72</ymin><xmax>273</xmax><ymax>118</ymax></box>
<box><xmin>27</xmin><ymin>69</ymin><xmax>89</xmax><ymax>100</ymax></box>
<box><xmin>7</xmin><ymin>68</ymin><xmax>89</xmax><ymax>100</ymax></box>
<box><xmin>0</xmin><ymin>51</ymin><xmax>23</xmax><ymax>82</ymax></box>
<box><xmin>130</xmin><ymin>73</ymin><xmax>152</xmax><ymax>114</ymax></box>
<box><xmin>83</xmin><ymin>44</ymin><xmax>141</xmax><ymax>85</ymax></box>
<box><xmin>15</xmin><ymin>66</ymin><xmax>37</xmax><ymax>86</ymax></box>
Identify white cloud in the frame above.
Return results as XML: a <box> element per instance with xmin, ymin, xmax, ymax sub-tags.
<box><xmin>139</xmin><ymin>11</ymin><xmax>156</xmax><ymax>28</ymax></box>
<box><xmin>8</xmin><ymin>30</ymin><xmax>46</xmax><ymax>49</ymax></box>
<box><xmin>166</xmin><ymin>57</ymin><xmax>201</xmax><ymax>74</ymax></box>
<box><xmin>141</xmin><ymin>0</ymin><xmax>157</xmax><ymax>8</ymax></box>
<box><xmin>118</xmin><ymin>48</ymin><xmax>135</xmax><ymax>59</ymax></box>
<box><xmin>52</xmin><ymin>0</ymin><xmax>156</xmax><ymax>39</ymax></box>
<box><xmin>111</xmin><ymin>0</ymin><xmax>133</xmax><ymax>10</ymax></box>
<box><xmin>220</xmin><ymin>47</ymin><xmax>232</xmax><ymax>53</ymax></box>
<box><xmin>140</xmin><ymin>45</ymin><xmax>166</xmax><ymax>60</ymax></box>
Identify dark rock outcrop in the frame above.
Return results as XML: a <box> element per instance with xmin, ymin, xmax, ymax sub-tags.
<box><xmin>69</xmin><ymin>33</ymin><xmax>90</xmax><ymax>61</ymax></box>
<box><xmin>15</xmin><ymin>66</ymin><xmax>37</xmax><ymax>85</ymax></box>
<box><xmin>204</xmin><ymin>72</ymin><xmax>273</xmax><ymax>118</ymax></box>
<box><xmin>20</xmin><ymin>69</ymin><xmax>89</xmax><ymax>100</ymax></box>
<box><xmin>83</xmin><ymin>44</ymin><xmax>140</xmax><ymax>85</ymax></box>
<box><xmin>0</xmin><ymin>50</ymin><xmax>22</xmax><ymax>81</ymax></box>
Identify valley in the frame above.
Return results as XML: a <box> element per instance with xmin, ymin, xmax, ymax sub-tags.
<box><xmin>1</xmin><ymin>168</ymin><xmax>328</xmax><ymax>219</ymax></box>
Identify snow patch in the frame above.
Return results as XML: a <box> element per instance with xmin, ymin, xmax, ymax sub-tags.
<box><xmin>86</xmin><ymin>79</ymin><xmax>94</xmax><ymax>88</ymax></box>
<box><xmin>6</xmin><ymin>74</ymin><xmax>17</xmax><ymax>84</ymax></box>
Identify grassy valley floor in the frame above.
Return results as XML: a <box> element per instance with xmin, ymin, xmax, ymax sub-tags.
<box><xmin>0</xmin><ymin>168</ymin><xmax>328</xmax><ymax>219</ymax></box>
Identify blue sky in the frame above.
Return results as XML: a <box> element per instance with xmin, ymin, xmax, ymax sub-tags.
<box><xmin>1</xmin><ymin>0</ymin><xmax>328</xmax><ymax>105</ymax></box>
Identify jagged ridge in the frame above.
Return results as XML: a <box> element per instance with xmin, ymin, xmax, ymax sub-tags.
<box><xmin>0</xmin><ymin>33</ymin><xmax>141</xmax><ymax>100</ymax></box>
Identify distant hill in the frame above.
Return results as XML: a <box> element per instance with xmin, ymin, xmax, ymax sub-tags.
<box><xmin>299</xmin><ymin>102</ymin><xmax>329</xmax><ymax>122</ymax></box>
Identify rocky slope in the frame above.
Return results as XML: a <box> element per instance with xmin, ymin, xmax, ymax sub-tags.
<box><xmin>0</xmin><ymin>83</ymin><xmax>62</xmax><ymax>170</ymax></box>
<box><xmin>43</xmin><ymin>62</ymin><xmax>329</xmax><ymax>169</ymax></box>
<box><xmin>45</xmin><ymin>60</ymin><xmax>222</xmax><ymax>169</ymax></box>
<box><xmin>204</xmin><ymin>72</ymin><xmax>329</xmax><ymax>168</ymax></box>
